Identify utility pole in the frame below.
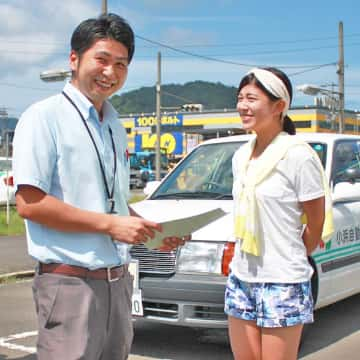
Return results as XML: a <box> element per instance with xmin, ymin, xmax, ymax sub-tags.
<box><xmin>102</xmin><ymin>0</ymin><xmax>107</xmax><ymax>14</ymax></box>
<box><xmin>338</xmin><ymin>21</ymin><xmax>345</xmax><ymax>133</ymax></box>
<box><xmin>5</xmin><ymin>131</ymin><xmax>10</xmax><ymax>225</ymax></box>
<box><xmin>0</xmin><ymin>107</ymin><xmax>10</xmax><ymax>224</ymax></box>
<box><xmin>155</xmin><ymin>52</ymin><xmax>161</xmax><ymax>181</ymax></box>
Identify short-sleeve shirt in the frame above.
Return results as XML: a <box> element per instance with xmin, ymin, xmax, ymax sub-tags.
<box><xmin>230</xmin><ymin>144</ymin><xmax>325</xmax><ymax>283</ymax></box>
<box><xmin>13</xmin><ymin>83</ymin><xmax>131</xmax><ymax>269</ymax></box>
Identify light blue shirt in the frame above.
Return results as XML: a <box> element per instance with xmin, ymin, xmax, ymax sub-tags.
<box><xmin>13</xmin><ymin>83</ymin><xmax>131</xmax><ymax>269</ymax></box>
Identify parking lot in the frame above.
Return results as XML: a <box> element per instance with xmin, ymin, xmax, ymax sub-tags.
<box><xmin>1</xmin><ymin>278</ymin><xmax>360</xmax><ymax>359</ymax></box>
<box><xmin>0</xmin><ymin>228</ymin><xmax>359</xmax><ymax>359</ymax></box>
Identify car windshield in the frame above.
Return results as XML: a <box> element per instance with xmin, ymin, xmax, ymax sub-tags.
<box><xmin>151</xmin><ymin>142</ymin><xmax>243</xmax><ymax>200</ymax></box>
<box><xmin>150</xmin><ymin>139</ymin><xmax>328</xmax><ymax>200</ymax></box>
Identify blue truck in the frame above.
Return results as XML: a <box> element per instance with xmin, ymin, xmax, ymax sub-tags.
<box><xmin>129</xmin><ymin>149</ymin><xmax>169</xmax><ymax>189</ymax></box>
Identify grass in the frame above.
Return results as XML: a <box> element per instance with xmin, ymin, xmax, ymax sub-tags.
<box><xmin>0</xmin><ymin>275</ymin><xmax>19</xmax><ymax>285</ymax></box>
<box><xmin>0</xmin><ymin>271</ymin><xmax>34</xmax><ymax>284</ymax></box>
<box><xmin>129</xmin><ymin>193</ymin><xmax>146</xmax><ymax>203</ymax></box>
<box><xmin>0</xmin><ymin>194</ymin><xmax>146</xmax><ymax>236</ymax></box>
<box><xmin>0</xmin><ymin>206</ymin><xmax>25</xmax><ymax>235</ymax></box>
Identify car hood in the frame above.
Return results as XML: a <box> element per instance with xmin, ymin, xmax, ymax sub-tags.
<box><xmin>131</xmin><ymin>199</ymin><xmax>234</xmax><ymax>242</ymax></box>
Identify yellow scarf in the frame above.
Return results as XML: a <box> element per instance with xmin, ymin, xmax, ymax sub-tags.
<box><xmin>234</xmin><ymin>132</ymin><xmax>334</xmax><ymax>256</ymax></box>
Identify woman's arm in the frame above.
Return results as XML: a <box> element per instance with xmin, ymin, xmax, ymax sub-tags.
<box><xmin>301</xmin><ymin>196</ymin><xmax>325</xmax><ymax>255</ymax></box>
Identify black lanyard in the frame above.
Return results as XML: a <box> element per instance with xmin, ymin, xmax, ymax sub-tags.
<box><xmin>62</xmin><ymin>91</ymin><xmax>117</xmax><ymax>213</ymax></box>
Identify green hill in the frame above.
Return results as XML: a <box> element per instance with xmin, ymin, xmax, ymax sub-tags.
<box><xmin>110</xmin><ymin>80</ymin><xmax>238</xmax><ymax>114</ymax></box>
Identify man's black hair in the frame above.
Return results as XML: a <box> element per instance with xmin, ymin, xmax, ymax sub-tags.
<box><xmin>71</xmin><ymin>13</ymin><xmax>135</xmax><ymax>63</ymax></box>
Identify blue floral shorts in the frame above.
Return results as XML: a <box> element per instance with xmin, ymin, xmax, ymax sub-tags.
<box><xmin>224</xmin><ymin>272</ymin><xmax>314</xmax><ymax>328</ymax></box>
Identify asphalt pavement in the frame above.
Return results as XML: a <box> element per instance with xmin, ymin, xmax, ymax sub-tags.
<box><xmin>0</xmin><ymin>235</ymin><xmax>35</xmax><ymax>276</ymax></box>
<box><xmin>1</xmin><ymin>234</ymin><xmax>360</xmax><ymax>359</ymax></box>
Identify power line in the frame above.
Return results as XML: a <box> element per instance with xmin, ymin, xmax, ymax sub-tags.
<box><xmin>135</xmin><ymin>34</ymin><xmax>335</xmax><ymax>70</ymax></box>
<box><xmin>0</xmin><ymin>49</ymin><xmax>68</xmax><ymax>56</ymax></box>
<box><xmin>2</xmin><ymin>32</ymin><xmax>360</xmax><ymax>48</ymax></box>
<box><xmin>288</xmin><ymin>63</ymin><xmax>337</xmax><ymax>77</ymax></box>
<box><xmin>143</xmin><ymin>42</ymin><xmax>360</xmax><ymax>60</ymax></box>
<box><xmin>1</xmin><ymin>35</ymin><xmax>359</xmax><ymax>72</ymax></box>
<box><xmin>134</xmin><ymin>33</ymin><xmax>360</xmax><ymax>50</ymax></box>
<box><xmin>0</xmin><ymin>82</ymin><xmax>54</xmax><ymax>91</ymax></box>
<box><xmin>136</xmin><ymin>34</ymin><xmax>257</xmax><ymax>67</ymax></box>
<box><xmin>162</xmin><ymin>90</ymin><xmax>195</xmax><ymax>104</ymax></box>
<box><xmin>4</xmin><ymin>40</ymin><xmax>360</xmax><ymax>61</ymax></box>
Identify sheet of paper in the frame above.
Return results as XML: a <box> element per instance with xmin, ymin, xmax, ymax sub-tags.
<box><xmin>144</xmin><ymin>207</ymin><xmax>227</xmax><ymax>250</ymax></box>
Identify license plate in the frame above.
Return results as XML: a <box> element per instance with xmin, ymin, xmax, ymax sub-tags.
<box><xmin>128</xmin><ymin>259</ymin><xmax>143</xmax><ymax>316</ymax></box>
<box><xmin>132</xmin><ymin>288</ymin><xmax>143</xmax><ymax>316</ymax></box>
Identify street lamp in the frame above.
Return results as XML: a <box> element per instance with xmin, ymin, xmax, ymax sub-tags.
<box><xmin>40</xmin><ymin>69</ymin><xmax>71</xmax><ymax>82</ymax></box>
<box><xmin>296</xmin><ymin>84</ymin><xmax>343</xmax><ymax>133</ymax></box>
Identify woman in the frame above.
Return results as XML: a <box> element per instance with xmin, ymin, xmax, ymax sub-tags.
<box><xmin>225</xmin><ymin>67</ymin><xmax>333</xmax><ymax>359</ymax></box>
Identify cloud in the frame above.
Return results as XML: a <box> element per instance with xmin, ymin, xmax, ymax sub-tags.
<box><xmin>0</xmin><ymin>3</ymin><xmax>28</xmax><ymax>33</ymax></box>
<box><xmin>0</xmin><ymin>34</ymin><xmax>62</xmax><ymax>67</ymax></box>
<box><xmin>125</xmin><ymin>55</ymin><xmax>360</xmax><ymax>110</ymax></box>
<box><xmin>2</xmin><ymin>0</ymin><xmax>358</xmax><ymax>115</ymax></box>
<box><xmin>0</xmin><ymin>0</ymin><xmax>99</xmax><ymax>78</ymax></box>
<box><xmin>126</xmin><ymin>57</ymin><xmax>246</xmax><ymax>89</ymax></box>
<box><xmin>0</xmin><ymin>0</ymin><xmax>99</xmax><ymax>114</ymax></box>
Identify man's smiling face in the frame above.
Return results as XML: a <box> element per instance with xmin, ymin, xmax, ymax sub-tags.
<box><xmin>70</xmin><ymin>38</ymin><xmax>129</xmax><ymax>112</ymax></box>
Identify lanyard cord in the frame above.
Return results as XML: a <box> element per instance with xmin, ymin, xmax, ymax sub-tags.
<box><xmin>62</xmin><ymin>91</ymin><xmax>117</xmax><ymax>213</ymax></box>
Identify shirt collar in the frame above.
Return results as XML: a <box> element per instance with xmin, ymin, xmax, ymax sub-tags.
<box><xmin>63</xmin><ymin>82</ymin><xmax>119</xmax><ymax>125</ymax></box>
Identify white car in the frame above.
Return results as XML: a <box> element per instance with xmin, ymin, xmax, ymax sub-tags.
<box><xmin>130</xmin><ymin>133</ymin><xmax>360</xmax><ymax>328</ymax></box>
<box><xmin>0</xmin><ymin>157</ymin><xmax>16</xmax><ymax>206</ymax></box>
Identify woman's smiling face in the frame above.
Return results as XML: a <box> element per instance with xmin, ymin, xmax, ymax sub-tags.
<box><xmin>237</xmin><ymin>83</ymin><xmax>284</xmax><ymax>133</ymax></box>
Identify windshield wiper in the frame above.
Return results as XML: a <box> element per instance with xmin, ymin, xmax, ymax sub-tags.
<box><xmin>214</xmin><ymin>194</ymin><xmax>233</xmax><ymax>199</ymax></box>
<box><xmin>151</xmin><ymin>191</ymin><xmax>231</xmax><ymax>200</ymax></box>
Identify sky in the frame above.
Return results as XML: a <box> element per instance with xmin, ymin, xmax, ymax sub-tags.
<box><xmin>1</xmin><ymin>0</ymin><xmax>360</xmax><ymax>118</ymax></box>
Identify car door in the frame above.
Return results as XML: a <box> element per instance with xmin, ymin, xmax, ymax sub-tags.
<box><xmin>325</xmin><ymin>139</ymin><xmax>360</xmax><ymax>302</ymax></box>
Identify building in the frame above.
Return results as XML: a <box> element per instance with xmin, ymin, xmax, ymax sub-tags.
<box><xmin>0</xmin><ymin>115</ymin><xmax>18</xmax><ymax>157</ymax></box>
<box><xmin>120</xmin><ymin>106</ymin><xmax>360</xmax><ymax>156</ymax></box>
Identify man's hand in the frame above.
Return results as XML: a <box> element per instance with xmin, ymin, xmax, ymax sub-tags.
<box><xmin>109</xmin><ymin>215</ymin><xmax>161</xmax><ymax>245</ymax></box>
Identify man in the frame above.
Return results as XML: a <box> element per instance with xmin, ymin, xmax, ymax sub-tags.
<box><xmin>13</xmin><ymin>13</ymin><xmax>186</xmax><ymax>360</ymax></box>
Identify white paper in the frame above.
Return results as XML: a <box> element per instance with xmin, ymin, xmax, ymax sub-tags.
<box><xmin>144</xmin><ymin>207</ymin><xmax>227</xmax><ymax>250</ymax></box>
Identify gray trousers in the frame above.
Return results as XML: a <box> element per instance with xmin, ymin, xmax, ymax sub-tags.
<box><xmin>32</xmin><ymin>270</ymin><xmax>134</xmax><ymax>360</ymax></box>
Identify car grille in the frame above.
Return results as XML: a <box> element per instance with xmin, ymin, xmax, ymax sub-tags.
<box><xmin>141</xmin><ymin>301</ymin><xmax>227</xmax><ymax>325</ymax></box>
<box><xmin>193</xmin><ymin>305</ymin><xmax>226</xmax><ymax>321</ymax></box>
<box><xmin>130</xmin><ymin>244</ymin><xmax>178</xmax><ymax>274</ymax></box>
<box><xmin>143</xmin><ymin>301</ymin><xmax>178</xmax><ymax>319</ymax></box>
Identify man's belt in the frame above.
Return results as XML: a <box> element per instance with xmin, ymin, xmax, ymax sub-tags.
<box><xmin>39</xmin><ymin>262</ymin><xmax>128</xmax><ymax>282</ymax></box>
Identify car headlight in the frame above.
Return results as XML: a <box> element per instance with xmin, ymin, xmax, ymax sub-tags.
<box><xmin>176</xmin><ymin>241</ymin><xmax>225</xmax><ymax>274</ymax></box>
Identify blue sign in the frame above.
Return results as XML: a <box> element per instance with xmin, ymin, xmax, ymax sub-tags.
<box><xmin>135</xmin><ymin>132</ymin><xmax>183</xmax><ymax>155</ymax></box>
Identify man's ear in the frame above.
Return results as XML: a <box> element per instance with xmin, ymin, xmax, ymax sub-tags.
<box><xmin>69</xmin><ymin>50</ymin><xmax>79</xmax><ymax>72</ymax></box>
